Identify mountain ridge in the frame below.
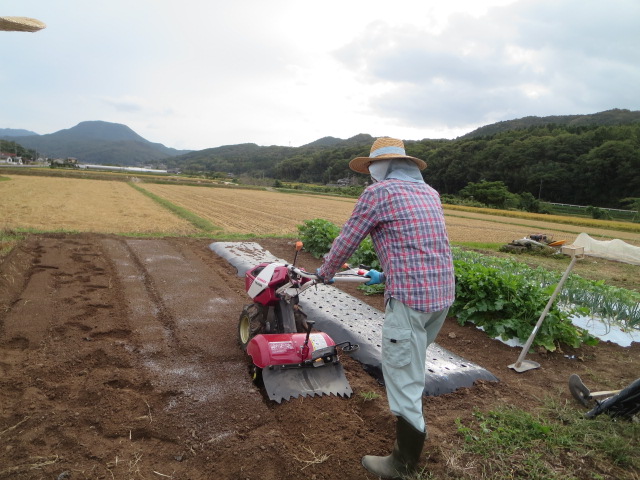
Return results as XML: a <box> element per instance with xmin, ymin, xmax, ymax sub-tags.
<box><xmin>0</xmin><ymin>121</ymin><xmax>191</xmax><ymax>166</ymax></box>
<box><xmin>2</xmin><ymin>109</ymin><xmax>638</xmax><ymax>166</ymax></box>
<box><xmin>0</xmin><ymin>128</ymin><xmax>39</xmax><ymax>137</ymax></box>
<box><xmin>459</xmin><ymin>108</ymin><xmax>640</xmax><ymax>139</ymax></box>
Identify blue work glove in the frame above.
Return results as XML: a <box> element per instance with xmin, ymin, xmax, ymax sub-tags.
<box><xmin>365</xmin><ymin>269</ymin><xmax>385</xmax><ymax>286</ymax></box>
<box><xmin>316</xmin><ymin>268</ymin><xmax>334</xmax><ymax>284</ymax></box>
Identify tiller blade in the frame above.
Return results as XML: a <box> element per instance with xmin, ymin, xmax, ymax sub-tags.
<box><xmin>262</xmin><ymin>362</ymin><xmax>353</xmax><ymax>403</ymax></box>
<box><xmin>246</xmin><ymin>330</ymin><xmax>357</xmax><ymax>403</ymax></box>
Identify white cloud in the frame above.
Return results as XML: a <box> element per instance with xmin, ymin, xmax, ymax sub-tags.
<box><xmin>331</xmin><ymin>0</ymin><xmax>639</xmax><ymax>136</ymax></box>
<box><xmin>1</xmin><ymin>0</ymin><xmax>638</xmax><ymax>149</ymax></box>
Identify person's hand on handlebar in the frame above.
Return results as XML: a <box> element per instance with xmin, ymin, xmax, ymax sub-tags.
<box><xmin>315</xmin><ymin>268</ymin><xmax>334</xmax><ymax>284</ymax></box>
<box><xmin>365</xmin><ymin>269</ymin><xmax>385</xmax><ymax>286</ymax></box>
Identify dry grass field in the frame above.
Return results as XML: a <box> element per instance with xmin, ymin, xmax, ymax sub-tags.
<box><xmin>136</xmin><ymin>183</ymin><xmax>640</xmax><ymax>244</ymax></box>
<box><xmin>445</xmin><ymin>210</ymin><xmax>640</xmax><ymax>246</ymax></box>
<box><xmin>1</xmin><ymin>174</ymin><xmax>639</xmax><ymax>246</ymax></box>
<box><xmin>139</xmin><ymin>183</ymin><xmax>358</xmax><ymax>235</ymax></box>
<box><xmin>0</xmin><ymin>175</ymin><xmax>198</xmax><ymax>235</ymax></box>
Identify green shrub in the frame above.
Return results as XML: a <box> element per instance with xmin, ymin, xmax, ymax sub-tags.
<box><xmin>347</xmin><ymin>236</ymin><xmax>380</xmax><ymax>270</ymax></box>
<box><xmin>297</xmin><ymin>219</ymin><xmax>380</xmax><ymax>269</ymax></box>
<box><xmin>297</xmin><ymin>219</ymin><xmax>341</xmax><ymax>258</ymax></box>
<box><xmin>440</xmin><ymin>193</ymin><xmax>487</xmax><ymax>208</ymax></box>
<box><xmin>587</xmin><ymin>205</ymin><xmax>612</xmax><ymax>220</ymax></box>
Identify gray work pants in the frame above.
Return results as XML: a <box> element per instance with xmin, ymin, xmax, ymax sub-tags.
<box><xmin>382</xmin><ymin>299</ymin><xmax>448</xmax><ymax>432</ymax></box>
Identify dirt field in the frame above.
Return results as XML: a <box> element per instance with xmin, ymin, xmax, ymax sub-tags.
<box><xmin>1</xmin><ymin>234</ymin><xmax>638</xmax><ymax>480</ymax></box>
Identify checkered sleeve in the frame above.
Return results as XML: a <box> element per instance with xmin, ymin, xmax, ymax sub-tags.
<box><xmin>317</xmin><ymin>187</ymin><xmax>380</xmax><ymax>279</ymax></box>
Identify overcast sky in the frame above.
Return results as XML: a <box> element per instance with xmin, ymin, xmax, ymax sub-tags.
<box><xmin>2</xmin><ymin>0</ymin><xmax>638</xmax><ymax>150</ymax></box>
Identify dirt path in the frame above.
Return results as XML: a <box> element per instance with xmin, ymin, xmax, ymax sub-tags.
<box><xmin>1</xmin><ymin>234</ymin><xmax>638</xmax><ymax>479</ymax></box>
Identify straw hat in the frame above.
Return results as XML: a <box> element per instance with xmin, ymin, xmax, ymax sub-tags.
<box><xmin>349</xmin><ymin>137</ymin><xmax>426</xmax><ymax>174</ymax></box>
<box><xmin>0</xmin><ymin>16</ymin><xmax>46</xmax><ymax>32</ymax></box>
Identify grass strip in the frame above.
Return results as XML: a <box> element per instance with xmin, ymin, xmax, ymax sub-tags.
<box><xmin>0</xmin><ymin>230</ymin><xmax>25</xmax><ymax>259</ymax></box>
<box><xmin>453</xmin><ymin>399</ymin><xmax>639</xmax><ymax>480</ymax></box>
<box><xmin>128</xmin><ymin>183</ymin><xmax>220</xmax><ymax>233</ymax></box>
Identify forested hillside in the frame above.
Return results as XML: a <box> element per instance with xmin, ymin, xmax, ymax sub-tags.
<box><xmin>0</xmin><ymin>139</ymin><xmax>37</xmax><ymax>158</ymax></box>
<box><xmin>168</xmin><ymin>122</ymin><xmax>639</xmax><ymax>208</ymax></box>
<box><xmin>459</xmin><ymin>108</ymin><xmax>640</xmax><ymax>139</ymax></box>
<box><xmin>164</xmin><ymin>134</ymin><xmax>376</xmax><ymax>181</ymax></box>
<box><xmin>422</xmin><ymin>123</ymin><xmax>640</xmax><ymax>208</ymax></box>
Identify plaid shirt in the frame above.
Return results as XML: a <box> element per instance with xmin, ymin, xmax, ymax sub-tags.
<box><xmin>318</xmin><ymin>179</ymin><xmax>455</xmax><ymax>313</ymax></box>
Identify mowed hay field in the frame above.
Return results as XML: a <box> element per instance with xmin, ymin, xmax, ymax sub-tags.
<box><xmin>0</xmin><ymin>175</ymin><xmax>198</xmax><ymax>234</ymax></box>
<box><xmin>88</xmin><ymin>181</ymin><xmax>640</xmax><ymax>245</ymax></box>
<box><xmin>444</xmin><ymin>210</ymin><xmax>640</xmax><ymax>246</ymax></box>
<box><xmin>140</xmin><ymin>183</ymin><xmax>359</xmax><ymax>235</ymax></box>
<box><xmin>1</xmin><ymin>174</ymin><xmax>639</xmax><ymax>245</ymax></box>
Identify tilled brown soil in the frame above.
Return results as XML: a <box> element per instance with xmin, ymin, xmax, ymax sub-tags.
<box><xmin>0</xmin><ymin>234</ymin><xmax>638</xmax><ymax>480</ymax></box>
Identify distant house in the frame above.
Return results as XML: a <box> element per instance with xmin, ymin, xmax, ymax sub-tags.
<box><xmin>326</xmin><ymin>176</ymin><xmax>359</xmax><ymax>188</ymax></box>
<box><xmin>0</xmin><ymin>152</ymin><xmax>22</xmax><ymax>165</ymax></box>
<box><xmin>51</xmin><ymin>157</ymin><xmax>78</xmax><ymax>167</ymax></box>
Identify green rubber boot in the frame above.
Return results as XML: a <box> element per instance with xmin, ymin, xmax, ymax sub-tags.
<box><xmin>361</xmin><ymin>416</ymin><xmax>426</xmax><ymax>479</ymax></box>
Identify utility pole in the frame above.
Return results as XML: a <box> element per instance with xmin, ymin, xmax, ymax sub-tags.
<box><xmin>538</xmin><ymin>179</ymin><xmax>543</xmax><ymax>200</ymax></box>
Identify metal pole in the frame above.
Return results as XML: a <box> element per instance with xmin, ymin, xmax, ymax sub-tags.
<box><xmin>511</xmin><ymin>254</ymin><xmax>579</xmax><ymax>371</ymax></box>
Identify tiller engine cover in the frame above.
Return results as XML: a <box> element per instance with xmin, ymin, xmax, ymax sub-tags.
<box><xmin>246</xmin><ymin>332</ymin><xmax>353</xmax><ymax>403</ymax></box>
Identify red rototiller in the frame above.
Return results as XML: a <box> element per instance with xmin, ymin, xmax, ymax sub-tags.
<box><xmin>238</xmin><ymin>242</ymin><xmax>368</xmax><ymax>403</ymax></box>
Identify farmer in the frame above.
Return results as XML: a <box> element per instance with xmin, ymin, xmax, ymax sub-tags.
<box><xmin>316</xmin><ymin>137</ymin><xmax>455</xmax><ymax>479</ymax></box>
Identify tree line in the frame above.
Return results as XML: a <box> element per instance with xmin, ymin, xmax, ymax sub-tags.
<box><xmin>421</xmin><ymin>124</ymin><xmax>639</xmax><ymax>209</ymax></box>
<box><xmin>167</xmin><ymin>123</ymin><xmax>639</xmax><ymax>209</ymax></box>
<box><xmin>0</xmin><ymin>140</ymin><xmax>36</xmax><ymax>159</ymax></box>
